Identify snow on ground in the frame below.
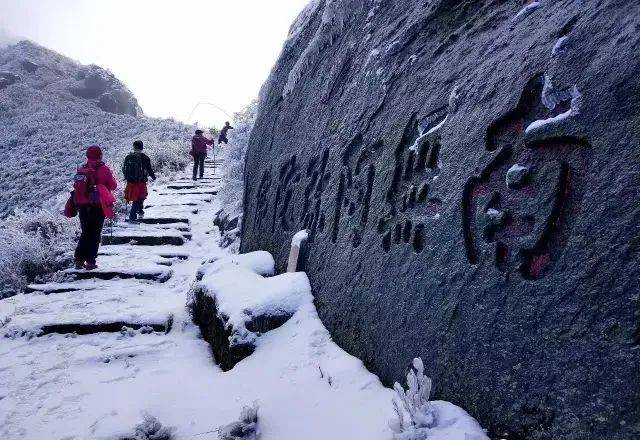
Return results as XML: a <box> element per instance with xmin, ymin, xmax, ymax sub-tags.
<box><xmin>0</xmin><ymin>151</ymin><xmax>487</xmax><ymax>440</ymax></box>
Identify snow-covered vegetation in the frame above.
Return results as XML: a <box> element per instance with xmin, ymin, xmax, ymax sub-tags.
<box><xmin>0</xmin><ymin>209</ymin><xmax>76</xmax><ymax>298</ymax></box>
<box><xmin>116</xmin><ymin>414</ymin><xmax>176</xmax><ymax>440</ymax></box>
<box><xmin>389</xmin><ymin>357</ymin><xmax>489</xmax><ymax>440</ymax></box>
<box><xmin>217</xmin><ymin>100</ymin><xmax>257</xmax><ymax>219</ymax></box>
<box><xmin>390</xmin><ymin>358</ymin><xmax>437</xmax><ymax>439</ymax></box>
<box><xmin>218</xmin><ymin>403</ymin><xmax>260</xmax><ymax>440</ymax></box>
<box><xmin>215</xmin><ymin>100</ymin><xmax>257</xmax><ymax>250</ymax></box>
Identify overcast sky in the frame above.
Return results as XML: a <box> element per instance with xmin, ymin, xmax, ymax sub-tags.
<box><xmin>0</xmin><ymin>0</ymin><xmax>307</xmax><ymax>127</ymax></box>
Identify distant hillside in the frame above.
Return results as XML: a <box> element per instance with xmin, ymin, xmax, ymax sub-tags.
<box><xmin>0</xmin><ymin>40</ymin><xmax>192</xmax><ymax>215</ymax></box>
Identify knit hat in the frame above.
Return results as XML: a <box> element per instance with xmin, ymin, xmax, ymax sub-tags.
<box><xmin>86</xmin><ymin>145</ymin><xmax>102</xmax><ymax>160</ymax></box>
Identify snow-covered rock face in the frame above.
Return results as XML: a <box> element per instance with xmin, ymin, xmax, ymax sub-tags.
<box><xmin>0</xmin><ymin>40</ymin><xmax>192</xmax><ymax>216</ymax></box>
<box><xmin>241</xmin><ymin>1</ymin><xmax>640</xmax><ymax>438</ymax></box>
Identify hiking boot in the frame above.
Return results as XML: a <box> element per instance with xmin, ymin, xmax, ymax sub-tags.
<box><xmin>138</xmin><ymin>212</ymin><xmax>144</xmax><ymax>220</ymax></box>
<box><xmin>84</xmin><ymin>261</ymin><xmax>98</xmax><ymax>271</ymax></box>
<box><xmin>74</xmin><ymin>259</ymin><xmax>85</xmax><ymax>270</ymax></box>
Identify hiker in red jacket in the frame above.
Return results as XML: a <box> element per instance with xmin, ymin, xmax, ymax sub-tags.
<box><xmin>191</xmin><ymin>129</ymin><xmax>214</xmax><ymax>180</ymax></box>
<box><xmin>73</xmin><ymin>146</ymin><xmax>117</xmax><ymax>270</ymax></box>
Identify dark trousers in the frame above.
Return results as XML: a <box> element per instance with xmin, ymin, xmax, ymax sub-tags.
<box><xmin>75</xmin><ymin>205</ymin><xmax>105</xmax><ymax>263</ymax></box>
<box><xmin>218</xmin><ymin>135</ymin><xmax>228</xmax><ymax>144</ymax></box>
<box><xmin>192</xmin><ymin>153</ymin><xmax>206</xmax><ymax>179</ymax></box>
<box><xmin>129</xmin><ymin>200</ymin><xmax>144</xmax><ymax>221</ymax></box>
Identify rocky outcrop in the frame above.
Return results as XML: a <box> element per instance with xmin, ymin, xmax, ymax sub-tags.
<box><xmin>241</xmin><ymin>1</ymin><xmax>640</xmax><ymax>438</ymax></box>
<box><xmin>190</xmin><ymin>286</ymin><xmax>291</xmax><ymax>371</ymax></box>
<box><xmin>71</xmin><ymin>65</ymin><xmax>140</xmax><ymax>116</ymax></box>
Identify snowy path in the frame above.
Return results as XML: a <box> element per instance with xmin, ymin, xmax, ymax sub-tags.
<box><xmin>0</xmin><ymin>158</ymin><xmax>487</xmax><ymax>440</ymax></box>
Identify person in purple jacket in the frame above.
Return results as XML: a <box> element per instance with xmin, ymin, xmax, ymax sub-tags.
<box><xmin>191</xmin><ymin>129</ymin><xmax>214</xmax><ymax>180</ymax></box>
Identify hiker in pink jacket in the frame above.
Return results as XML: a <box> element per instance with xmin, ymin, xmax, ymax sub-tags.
<box><xmin>191</xmin><ymin>129</ymin><xmax>214</xmax><ymax>180</ymax></box>
<box><xmin>73</xmin><ymin>145</ymin><xmax>117</xmax><ymax>270</ymax></box>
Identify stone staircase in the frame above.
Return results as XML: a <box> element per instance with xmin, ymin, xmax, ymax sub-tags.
<box><xmin>1</xmin><ymin>158</ymin><xmax>224</xmax><ymax>339</ymax></box>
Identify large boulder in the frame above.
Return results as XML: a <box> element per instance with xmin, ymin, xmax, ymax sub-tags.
<box><xmin>70</xmin><ymin>65</ymin><xmax>139</xmax><ymax>115</ymax></box>
<box><xmin>240</xmin><ymin>1</ymin><xmax>640</xmax><ymax>439</ymax></box>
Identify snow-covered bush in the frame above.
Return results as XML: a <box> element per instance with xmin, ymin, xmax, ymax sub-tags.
<box><xmin>218</xmin><ymin>402</ymin><xmax>260</xmax><ymax>440</ymax></box>
<box><xmin>215</xmin><ymin>100</ymin><xmax>257</xmax><ymax>250</ymax></box>
<box><xmin>218</xmin><ymin>100</ymin><xmax>257</xmax><ymax>215</ymax></box>
<box><xmin>116</xmin><ymin>414</ymin><xmax>176</xmax><ymax>440</ymax></box>
<box><xmin>0</xmin><ymin>208</ymin><xmax>76</xmax><ymax>297</ymax></box>
<box><xmin>390</xmin><ymin>358</ymin><xmax>438</xmax><ymax>440</ymax></box>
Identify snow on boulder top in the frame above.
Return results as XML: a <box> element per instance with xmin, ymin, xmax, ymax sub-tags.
<box><xmin>207</xmin><ymin>251</ymin><xmax>276</xmax><ymax>277</ymax></box>
<box><xmin>198</xmin><ymin>252</ymin><xmax>311</xmax><ymax>346</ymax></box>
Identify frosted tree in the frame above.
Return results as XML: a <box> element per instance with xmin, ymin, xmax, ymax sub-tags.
<box><xmin>389</xmin><ymin>358</ymin><xmax>437</xmax><ymax>440</ymax></box>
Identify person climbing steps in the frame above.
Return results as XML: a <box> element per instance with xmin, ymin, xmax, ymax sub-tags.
<box><xmin>72</xmin><ymin>145</ymin><xmax>117</xmax><ymax>270</ymax></box>
<box><xmin>218</xmin><ymin>121</ymin><xmax>233</xmax><ymax>145</ymax></box>
<box><xmin>123</xmin><ymin>140</ymin><xmax>156</xmax><ymax>222</ymax></box>
<box><xmin>191</xmin><ymin>129</ymin><xmax>214</xmax><ymax>180</ymax></box>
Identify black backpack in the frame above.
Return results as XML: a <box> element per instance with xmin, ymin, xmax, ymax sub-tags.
<box><xmin>123</xmin><ymin>153</ymin><xmax>146</xmax><ymax>183</ymax></box>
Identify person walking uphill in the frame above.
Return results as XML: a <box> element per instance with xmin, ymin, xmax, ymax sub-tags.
<box><xmin>123</xmin><ymin>140</ymin><xmax>156</xmax><ymax>222</ymax></box>
<box><xmin>218</xmin><ymin>121</ymin><xmax>234</xmax><ymax>145</ymax></box>
<box><xmin>72</xmin><ymin>146</ymin><xmax>117</xmax><ymax>270</ymax></box>
<box><xmin>191</xmin><ymin>129</ymin><xmax>214</xmax><ymax>180</ymax></box>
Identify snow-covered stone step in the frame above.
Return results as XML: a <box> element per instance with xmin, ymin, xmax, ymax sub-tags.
<box><xmin>190</xmin><ymin>252</ymin><xmax>311</xmax><ymax>371</ymax></box>
<box><xmin>25</xmin><ymin>282</ymin><xmax>95</xmax><ymax>294</ymax></box>
<box><xmin>99</xmin><ymin>244</ymin><xmax>190</xmax><ymax>261</ymax></box>
<box><xmin>164</xmin><ymin>183</ymin><xmax>218</xmax><ymax>190</ymax></box>
<box><xmin>157</xmin><ymin>189</ymin><xmax>218</xmax><ymax>196</ymax></box>
<box><xmin>174</xmin><ymin>177</ymin><xmax>221</xmax><ymax>183</ymax></box>
<box><xmin>113</xmin><ymin>222</ymin><xmax>191</xmax><ymax>233</ymax></box>
<box><xmin>144</xmin><ymin>202</ymin><xmax>200</xmax><ymax>209</ymax></box>
<box><xmin>144</xmin><ymin>206</ymin><xmax>199</xmax><ymax>217</ymax></box>
<box><xmin>138</xmin><ymin>217</ymin><xmax>190</xmax><ymax>225</ymax></box>
<box><xmin>2</xmin><ymin>283</ymin><xmax>180</xmax><ymax>338</ymax></box>
<box><xmin>145</xmin><ymin>195</ymin><xmax>213</xmax><ymax>207</ymax></box>
<box><xmin>64</xmin><ymin>266</ymin><xmax>172</xmax><ymax>282</ymax></box>
<box><xmin>61</xmin><ymin>254</ymin><xmax>174</xmax><ymax>281</ymax></box>
<box><xmin>102</xmin><ymin>232</ymin><xmax>187</xmax><ymax>246</ymax></box>
<box><xmin>38</xmin><ymin>320</ymin><xmax>171</xmax><ymax>336</ymax></box>
<box><xmin>4</xmin><ymin>312</ymin><xmax>174</xmax><ymax>338</ymax></box>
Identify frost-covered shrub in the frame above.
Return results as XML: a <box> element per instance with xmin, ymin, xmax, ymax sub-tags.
<box><xmin>116</xmin><ymin>414</ymin><xmax>176</xmax><ymax>440</ymax></box>
<box><xmin>389</xmin><ymin>358</ymin><xmax>438</xmax><ymax>440</ymax></box>
<box><xmin>218</xmin><ymin>402</ymin><xmax>260</xmax><ymax>440</ymax></box>
<box><xmin>216</xmin><ymin>100</ymin><xmax>257</xmax><ymax>242</ymax></box>
<box><xmin>0</xmin><ymin>208</ymin><xmax>76</xmax><ymax>297</ymax></box>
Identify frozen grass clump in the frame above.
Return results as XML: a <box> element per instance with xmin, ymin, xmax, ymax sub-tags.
<box><xmin>390</xmin><ymin>358</ymin><xmax>437</xmax><ymax>440</ymax></box>
<box><xmin>116</xmin><ymin>414</ymin><xmax>176</xmax><ymax>440</ymax></box>
<box><xmin>0</xmin><ymin>208</ymin><xmax>77</xmax><ymax>297</ymax></box>
<box><xmin>218</xmin><ymin>403</ymin><xmax>260</xmax><ymax>440</ymax></box>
